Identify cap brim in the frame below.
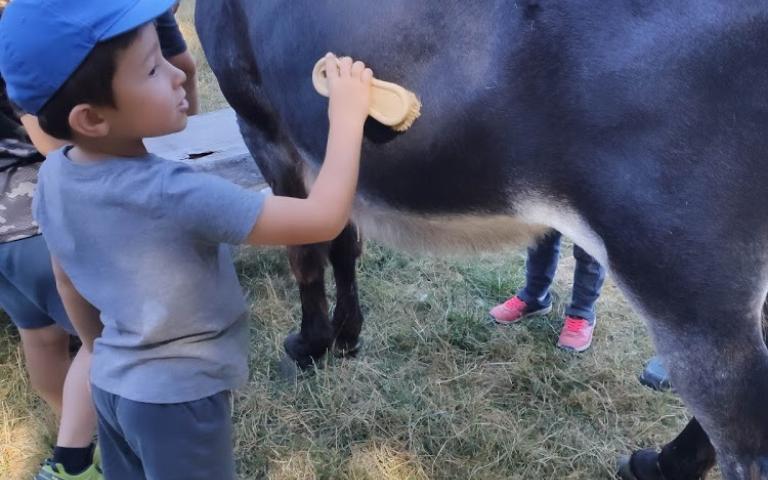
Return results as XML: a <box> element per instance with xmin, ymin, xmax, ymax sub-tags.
<box><xmin>102</xmin><ymin>0</ymin><xmax>177</xmax><ymax>40</ymax></box>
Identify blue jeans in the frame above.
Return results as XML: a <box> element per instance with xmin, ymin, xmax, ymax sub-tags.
<box><xmin>516</xmin><ymin>231</ymin><xmax>605</xmax><ymax>324</ymax></box>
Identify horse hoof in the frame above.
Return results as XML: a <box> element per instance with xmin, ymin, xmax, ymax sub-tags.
<box><xmin>638</xmin><ymin>356</ymin><xmax>673</xmax><ymax>392</ymax></box>
<box><xmin>617</xmin><ymin>456</ymin><xmax>639</xmax><ymax>480</ymax></box>
<box><xmin>333</xmin><ymin>337</ymin><xmax>364</xmax><ymax>358</ymax></box>
<box><xmin>278</xmin><ymin>354</ymin><xmax>300</xmax><ymax>381</ymax></box>
<box><xmin>617</xmin><ymin>449</ymin><xmax>664</xmax><ymax>480</ymax></box>
<box><xmin>283</xmin><ymin>332</ymin><xmax>326</xmax><ymax>371</ymax></box>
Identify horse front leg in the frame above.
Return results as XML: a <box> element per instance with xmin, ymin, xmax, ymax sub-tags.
<box><xmin>283</xmin><ymin>243</ymin><xmax>334</xmax><ymax>369</ymax></box>
<box><xmin>237</xmin><ymin>119</ymin><xmax>336</xmax><ymax>370</ymax></box>
<box><xmin>328</xmin><ymin>222</ymin><xmax>364</xmax><ymax>357</ymax></box>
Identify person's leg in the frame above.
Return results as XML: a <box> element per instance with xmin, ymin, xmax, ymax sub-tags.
<box><xmin>57</xmin><ymin>347</ymin><xmax>97</xmax><ymax>448</ymax></box>
<box><xmin>0</xmin><ymin>238</ymin><xmax>70</xmax><ymax>413</ymax></box>
<box><xmin>18</xmin><ymin>325</ymin><xmax>70</xmax><ymax>414</ymax></box>
<box><xmin>20</xmin><ymin>331</ymin><xmax>99</xmax><ymax>477</ymax></box>
<box><xmin>490</xmin><ymin>232</ymin><xmax>562</xmax><ymax>324</ymax></box>
<box><xmin>156</xmin><ymin>9</ymin><xmax>199</xmax><ymax>115</ymax></box>
<box><xmin>564</xmin><ymin>244</ymin><xmax>605</xmax><ymax>324</ymax></box>
<box><xmin>557</xmin><ymin>244</ymin><xmax>605</xmax><ymax>351</ymax></box>
<box><xmin>0</xmin><ymin>237</ymin><xmax>98</xmax><ymax>476</ymax></box>
<box><xmin>118</xmin><ymin>390</ymin><xmax>235</xmax><ymax>479</ymax></box>
<box><xmin>91</xmin><ymin>386</ymin><xmax>144</xmax><ymax>480</ymax></box>
<box><xmin>17</xmin><ymin>325</ymin><xmax>97</xmax><ymax>476</ymax></box>
<box><xmin>517</xmin><ymin>231</ymin><xmax>562</xmax><ymax>308</ymax></box>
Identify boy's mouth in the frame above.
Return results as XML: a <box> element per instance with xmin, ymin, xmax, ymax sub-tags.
<box><xmin>178</xmin><ymin>98</ymin><xmax>189</xmax><ymax>113</ymax></box>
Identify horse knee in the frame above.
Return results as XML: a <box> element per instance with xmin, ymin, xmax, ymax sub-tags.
<box><xmin>288</xmin><ymin>244</ymin><xmax>328</xmax><ymax>285</ymax></box>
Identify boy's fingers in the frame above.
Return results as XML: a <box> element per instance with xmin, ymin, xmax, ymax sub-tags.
<box><xmin>362</xmin><ymin>68</ymin><xmax>373</xmax><ymax>83</ymax></box>
<box><xmin>324</xmin><ymin>53</ymin><xmax>339</xmax><ymax>79</ymax></box>
<box><xmin>338</xmin><ymin>56</ymin><xmax>353</xmax><ymax>77</ymax></box>
<box><xmin>351</xmin><ymin>61</ymin><xmax>365</xmax><ymax>78</ymax></box>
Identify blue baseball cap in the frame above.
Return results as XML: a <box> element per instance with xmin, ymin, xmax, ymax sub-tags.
<box><xmin>0</xmin><ymin>0</ymin><xmax>176</xmax><ymax>115</ymax></box>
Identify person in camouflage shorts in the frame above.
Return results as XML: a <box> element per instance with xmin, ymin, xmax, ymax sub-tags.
<box><xmin>0</xmin><ymin>9</ymin><xmax>102</xmax><ymax>478</ymax></box>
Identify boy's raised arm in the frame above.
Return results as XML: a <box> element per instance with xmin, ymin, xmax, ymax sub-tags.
<box><xmin>246</xmin><ymin>54</ymin><xmax>372</xmax><ymax>246</ymax></box>
<box><xmin>51</xmin><ymin>256</ymin><xmax>103</xmax><ymax>351</ymax></box>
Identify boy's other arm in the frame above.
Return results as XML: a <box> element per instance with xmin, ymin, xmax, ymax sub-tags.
<box><xmin>246</xmin><ymin>55</ymin><xmax>372</xmax><ymax>246</ymax></box>
<box><xmin>51</xmin><ymin>256</ymin><xmax>103</xmax><ymax>351</ymax></box>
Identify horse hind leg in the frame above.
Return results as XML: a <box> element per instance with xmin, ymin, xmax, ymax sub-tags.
<box><xmin>620</xmin><ymin>295</ymin><xmax>768</xmax><ymax>480</ymax></box>
<box><xmin>609</xmin><ymin>237</ymin><xmax>768</xmax><ymax>480</ymax></box>
<box><xmin>645</xmin><ymin>304</ymin><xmax>768</xmax><ymax>479</ymax></box>
<box><xmin>619</xmin><ymin>417</ymin><xmax>716</xmax><ymax>480</ymax></box>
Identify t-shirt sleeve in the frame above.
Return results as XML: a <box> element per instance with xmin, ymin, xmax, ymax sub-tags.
<box><xmin>161</xmin><ymin>163</ymin><xmax>269</xmax><ymax>245</ymax></box>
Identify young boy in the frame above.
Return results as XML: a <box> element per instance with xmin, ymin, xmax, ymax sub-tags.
<box><xmin>0</xmin><ymin>3</ymin><xmax>200</xmax><ymax>478</ymax></box>
<box><xmin>0</xmin><ymin>1</ymin><xmax>372</xmax><ymax>479</ymax></box>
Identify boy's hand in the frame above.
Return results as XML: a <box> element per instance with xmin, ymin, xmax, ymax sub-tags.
<box><xmin>325</xmin><ymin>53</ymin><xmax>373</xmax><ymax>126</ymax></box>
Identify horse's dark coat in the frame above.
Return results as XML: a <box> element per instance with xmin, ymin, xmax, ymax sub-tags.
<box><xmin>196</xmin><ymin>1</ymin><xmax>768</xmax><ymax>477</ymax></box>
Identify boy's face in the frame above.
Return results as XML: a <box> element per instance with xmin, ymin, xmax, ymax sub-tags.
<box><xmin>101</xmin><ymin>23</ymin><xmax>189</xmax><ymax>139</ymax></box>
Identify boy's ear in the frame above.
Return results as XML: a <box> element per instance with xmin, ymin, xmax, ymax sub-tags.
<box><xmin>68</xmin><ymin>104</ymin><xmax>110</xmax><ymax>138</ymax></box>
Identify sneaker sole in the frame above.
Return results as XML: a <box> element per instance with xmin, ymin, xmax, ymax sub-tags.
<box><xmin>557</xmin><ymin>336</ymin><xmax>593</xmax><ymax>352</ymax></box>
<box><xmin>493</xmin><ymin>304</ymin><xmax>553</xmax><ymax>325</ymax></box>
<box><xmin>638</xmin><ymin>371</ymin><xmax>673</xmax><ymax>392</ymax></box>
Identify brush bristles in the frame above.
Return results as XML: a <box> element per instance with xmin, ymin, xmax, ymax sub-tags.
<box><xmin>392</xmin><ymin>94</ymin><xmax>422</xmax><ymax>132</ymax></box>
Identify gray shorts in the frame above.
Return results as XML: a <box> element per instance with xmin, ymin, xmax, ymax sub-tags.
<box><xmin>92</xmin><ymin>385</ymin><xmax>235</xmax><ymax>480</ymax></box>
<box><xmin>0</xmin><ymin>234</ymin><xmax>74</xmax><ymax>334</ymax></box>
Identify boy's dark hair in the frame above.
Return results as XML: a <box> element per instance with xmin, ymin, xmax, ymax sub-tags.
<box><xmin>37</xmin><ymin>28</ymin><xmax>141</xmax><ymax>140</ymax></box>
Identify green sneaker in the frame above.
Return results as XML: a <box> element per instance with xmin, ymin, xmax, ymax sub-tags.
<box><xmin>91</xmin><ymin>445</ymin><xmax>100</xmax><ymax>469</ymax></box>
<box><xmin>33</xmin><ymin>459</ymin><xmax>103</xmax><ymax>480</ymax></box>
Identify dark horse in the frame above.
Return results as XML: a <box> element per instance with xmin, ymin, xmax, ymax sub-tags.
<box><xmin>196</xmin><ymin>1</ymin><xmax>768</xmax><ymax>478</ymax></box>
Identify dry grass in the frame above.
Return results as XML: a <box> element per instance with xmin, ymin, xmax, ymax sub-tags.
<box><xmin>0</xmin><ymin>323</ymin><xmax>55</xmax><ymax>479</ymax></box>
<box><xmin>226</xmin><ymin>244</ymin><xmax>694</xmax><ymax>479</ymax></box>
<box><xmin>0</xmin><ymin>1</ymin><xmax>703</xmax><ymax>479</ymax></box>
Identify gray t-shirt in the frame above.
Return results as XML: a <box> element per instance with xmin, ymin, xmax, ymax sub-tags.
<box><xmin>34</xmin><ymin>147</ymin><xmax>267</xmax><ymax>403</ymax></box>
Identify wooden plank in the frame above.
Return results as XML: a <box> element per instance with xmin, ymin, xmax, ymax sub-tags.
<box><xmin>145</xmin><ymin>108</ymin><xmax>266</xmax><ymax>190</ymax></box>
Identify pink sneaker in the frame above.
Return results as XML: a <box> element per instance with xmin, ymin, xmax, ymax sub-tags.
<box><xmin>489</xmin><ymin>295</ymin><xmax>552</xmax><ymax>325</ymax></box>
<box><xmin>557</xmin><ymin>316</ymin><xmax>595</xmax><ymax>352</ymax></box>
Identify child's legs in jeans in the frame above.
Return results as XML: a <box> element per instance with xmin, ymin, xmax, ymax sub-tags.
<box><xmin>565</xmin><ymin>244</ymin><xmax>606</xmax><ymax>324</ymax></box>
<box><xmin>517</xmin><ymin>231</ymin><xmax>562</xmax><ymax>308</ymax></box>
<box><xmin>92</xmin><ymin>386</ymin><xmax>235</xmax><ymax>480</ymax></box>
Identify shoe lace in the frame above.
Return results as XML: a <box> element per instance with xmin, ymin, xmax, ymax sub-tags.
<box><xmin>563</xmin><ymin>317</ymin><xmax>589</xmax><ymax>334</ymax></box>
<box><xmin>504</xmin><ymin>296</ymin><xmax>526</xmax><ymax>310</ymax></box>
<box><xmin>35</xmin><ymin>459</ymin><xmax>63</xmax><ymax>480</ymax></box>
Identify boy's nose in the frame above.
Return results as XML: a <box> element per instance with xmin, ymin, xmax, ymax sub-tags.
<box><xmin>172</xmin><ymin>63</ymin><xmax>187</xmax><ymax>87</ymax></box>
